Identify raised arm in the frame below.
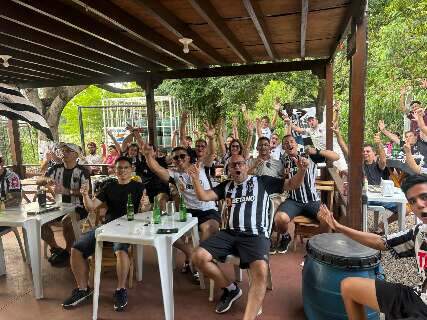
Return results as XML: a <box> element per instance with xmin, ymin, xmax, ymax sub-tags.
<box><xmin>284</xmin><ymin>157</ymin><xmax>309</xmax><ymax>190</ymax></box>
<box><xmin>186</xmin><ymin>164</ymin><xmax>218</xmax><ymax>201</ymax></box>
<box><xmin>403</xmin><ymin>142</ymin><xmax>421</xmax><ymax>174</ymax></box>
<box><xmin>331</xmin><ymin>121</ymin><xmax>348</xmax><ymax>161</ymax></box>
<box><xmin>243</xmin><ymin>121</ymin><xmax>254</xmax><ymax>159</ymax></box>
<box><xmin>132</xmin><ymin>128</ymin><xmax>146</xmax><ymax>151</ymax></box>
<box><xmin>378</xmin><ymin>120</ymin><xmax>401</xmax><ymax>144</ymax></box>
<box><xmin>306</xmin><ymin>145</ymin><xmax>340</xmax><ymax>162</ymax></box>
<box><xmin>232</xmin><ymin>116</ymin><xmax>239</xmax><ymax>140</ymax></box>
<box><xmin>399</xmin><ymin>86</ymin><xmax>408</xmax><ymax>113</ymax></box>
<box><xmin>141</xmin><ymin>145</ymin><xmax>170</xmax><ymax>183</ymax></box>
<box><xmin>121</xmin><ymin>131</ymin><xmax>135</xmax><ymax>153</ymax></box>
<box><xmin>179</xmin><ymin>112</ymin><xmax>189</xmax><ymax>146</ymax></box>
<box><xmin>80</xmin><ymin>182</ymin><xmax>103</xmax><ymax>213</ymax></box>
<box><xmin>217</xmin><ymin>121</ymin><xmax>226</xmax><ymax>156</ymax></box>
<box><xmin>414</xmin><ymin>107</ymin><xmax>427</xmax><ymax>137</ymax></box>
<box><xmin>374</xmin><ymin>132</ymin><xmax>387</xmax><ymax>170</ymax></box>
<box><xmin>318</xmin><ymin>204</ymin><xmax>386</xmax><ymax>250</ymax></box>
<box><xmin>203</xmin><ymin>121</ymin><xmax>216</xmax><ymax>166</ymax></box>
<box><xmin>171</xmin><ymin>129</ymin><xmax>179</xmax><ymax>148</ymax></box>
<box><xmin>107</xmin><ymin>129</ymin><xmax>122</xmax><ymax>154</ymax></box>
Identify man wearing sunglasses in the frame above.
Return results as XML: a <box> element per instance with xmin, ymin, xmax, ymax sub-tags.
<box><xmin>140</xmin><ymin>123</ymin><xmax>220</xmax><ymax>278</ymax></box>
<box><xmin>248</xmin><ymin>137</ymin><xmax>284</xmax><ymax>178</ymax></box>
<box><xmin>189</xmin><ymin>154</ymin><xmax>309</xmax><ymax>319</ymax></box>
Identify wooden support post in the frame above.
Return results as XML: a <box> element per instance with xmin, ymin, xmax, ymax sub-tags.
<box><xmin>139</xmin><ymin>76</ymin><xmax>163</xmax><ymax>145</ymax></box>
<box><xmin>7</xmin><ymin>120</ymin><xmax>24</xmax><ymax>178</ymax></box>
<box><xmin>325</xmin><ymin>62</ymin><xmax>334</xmax><ymax>168</ymax></box>
<box><xmin>347</xmin><ymin>14</ymin><xmax>368</xmax><ymax>230</ymax></box>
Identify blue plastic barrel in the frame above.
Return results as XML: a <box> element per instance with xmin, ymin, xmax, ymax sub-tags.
<box><xmin>303</xmin><ymin>233</ymin><xmax>382</xmax><ymax>320</ymax></box>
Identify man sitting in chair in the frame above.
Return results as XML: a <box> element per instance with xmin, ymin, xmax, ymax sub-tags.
<box><xmin>274</xmin><ymin>135</ymin><xmax>340</xmax><ymax>253</ymax></box>
<box><xmin>189</xmin><ymin>154</ymin><xmax>308</xmax><ymax>319</ymax></box>
<box><xmin>62</xmin><ymin>156</ymin><xmax>144</xmax><ymax>311</ymax></box>
<box><xmin>0</xmin><ymin>154</ymin><xmax>22</xmax><ymax>233</ymax></box>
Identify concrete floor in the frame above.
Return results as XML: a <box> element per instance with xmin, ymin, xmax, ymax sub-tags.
<box><xmin>0</xmin><ymin>229</ymin><xmax>306</xmax><ymax>320</ymax></box>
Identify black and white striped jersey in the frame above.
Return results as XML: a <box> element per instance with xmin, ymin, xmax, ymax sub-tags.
<box><xmin>213</xmin><ymin>175</ymin><xmax>283</xmax><ymax>237</ymax></box>
<box><xmin>281</xmin><ymin>153</ymin><xmax>324</xmax><ymax>203</ymax></box>
<box><xmin>45</xmin><ymin>164</ymin><xmax>90</xmax><ymax>207</ymax></box>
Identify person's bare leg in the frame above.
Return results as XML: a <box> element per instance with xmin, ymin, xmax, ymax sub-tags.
<box><xmin>199</xmin><ymin>220</ymin><xmax>220</xmax><ymax>241</ymax></box>
<box><xmin>115</xmin><ymin>250</ymin><xmax>130</xmax><ymax>289</ymax></box>
<box><xmin>62</xmin><ymin>215</ymin><xmax>77</xmax><ymax>252</ymax></box>
<box><xmin>174</xmin><ymin>238</ymin><xmax>192</xmax><ymax>261</ymax></box>
<box><xmin>341</xmin><ymin>277</ymin><xmax>380</xmax><ymax>320</ymax></box>
<box><xmin>192</xmin><ymin>247</ymin><xmax>229</xmax><ymax>288</ymax></box>
<box><xmin>274</xmin><ymin>211</ymin><xmax>290</xmax><ymax>234</ymax></box>
<box><xmin>243</xmin><ymin>260</ymin><xmax>268</xmax><ymax>320</ymax></box>
<box><xmin>41</xmin><ymin>223</ymin><xmax>60</xmax><ymax>249</ymax></box>
<box><xmin>70</xmin><ymin>248</ymin><xmax>89</xmax><ymax>289</ymax></box>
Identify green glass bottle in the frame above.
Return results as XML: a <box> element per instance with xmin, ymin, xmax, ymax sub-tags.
<box><xmin>126</xmin><ymin>193</ymin><xmax>134</xmax><ymax>221</ymax></box>
<box><xmin>153</xmin><ymin>196</ymin><xmax>161</xmax><ymax>224</ymax></box>
<box><xmin>392</xmin><ymin>143</ymin><xmax>400</xmax><ymax>158</ymax></box>
<box><xmin>179</xmin><ymin>194</ymin><xmax>187</xmax><ymax>222</ymax></box>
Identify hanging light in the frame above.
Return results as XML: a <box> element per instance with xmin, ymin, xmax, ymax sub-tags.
<box><xmin>0</xmin><ymin>55</ymin><xmax>11</xmax><ymax>67</ymax></box>
<box><xmin>178</xmin><ymin>38</ymin><xmax>193</xmax><ymax>54</ymax></box>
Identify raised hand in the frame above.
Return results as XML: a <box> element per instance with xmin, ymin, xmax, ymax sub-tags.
<box><xmin>304</xmin><ymin>146</ymin><xmax>316</xmax><ymax>156</ymax></box>
<box><xmin>232</xmin><ymin>116</ymin><xmax>238</xmax><ymax>127</ymax></box>
<box><xmin>403</xmin><ymin>141</ymin><xmax>412</xmax><ymax>154</ymax></box>
<box><xmin>241</xmin><ymin>104</ymin><xmax>247</xmax><ymax>113</ymax></box>
<box><xmin>80</xmin><ymin>181</ymin><xmax>90</xmax><ymax>197</ymax></box>
<box><xmin>125</xmin><ymin>124</ymin><xmax>135</xmax><ymax>132</ymax></box>
<box><xmin>173</xmin><ymin>129</ymin><xmax>179</xmax><ymax>135</ymax></box>
<box><xmin>293</xmin><ymin>156</ymin><xmax>309</xmax><ymax>170</ymax></box>
<box><xmin>142</xmin><ymin>144</ymin><xmax>155</xmax><ymax>157</ymax></box>
<box><xmin>181</xmin><ymin>111</ymin><xmax>189</xmax><ymax>121</ymax></box>
<box><xmin>106</xmin><ymin>129</ymin><xmax>113</xmax><ymax>137</ymax></box>
<box><xmin>378</xmin><ymin>120</ymin><xmax>385</xmax><ymax>132</ymax></box>
<box><xmin>204</xmin><ymin>121</ymin><xmax>215</xmax><ymax>138</ymax></box>
<box><xmin>186</xmin><ymin>162</ymin><xmax>201</xmax><ymax>179</ymax></box>
<box><xmin>317</xmin><ymin>204</ymin><xmax>338</xmax><ymax>230</ymax></box>
<box><xmin>420</xmin><ymin>79</ymin><xmax>427</xmax><ymax>89</ymax></box>
<box><xmin>331</xmin><ymin>121</ymin><xmax>340</xmax><ymax>134</ymax></box>
<box><xmin>274</xmin><ymin>97</ymin><xmax>281</xmax><ymax>112</ymax></box>
<box><xmin>247</xmin><ymin>120</ymin><xmax>254</xmax><ymax>132</ymax></box>
<box><xmin>400</xmin><ymin>86</ymin><xmax>408</xmax><ymax>95</ymax></box>
<box><xmin>333</xmin><ymin>101</ymin><xmax>341</xmax><ymax>113</ymax></box>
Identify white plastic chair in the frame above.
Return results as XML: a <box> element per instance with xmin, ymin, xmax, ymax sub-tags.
<box><xmin>0</xmin><ymin>227</ymin><xmax>27</xmax><ymax>275</ymax></box>
<box><xmin>208</xmin><ymin>194</ymin><xmax>279</xmax><ymax>302</ymax></box>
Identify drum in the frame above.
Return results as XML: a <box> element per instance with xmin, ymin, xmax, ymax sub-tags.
<box><xmin>303</xmin><ymin>233</ymin><xmax>383</xmax><ymax>320</ymax></box>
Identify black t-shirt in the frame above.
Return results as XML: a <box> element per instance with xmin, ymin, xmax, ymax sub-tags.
<box><xmin>139</xmin><ymin>156</ymin><xmax>168</xmax><ymax>185</ymax></box>
<box><xmin>363</xmin><ymin>160</ymin><xmax>389</xmax><ymax>185</ymax></box>
<box><xmin>96</xmin><ymin>180</ymin><xmax>144</xmax><ymax>223</ymax></box>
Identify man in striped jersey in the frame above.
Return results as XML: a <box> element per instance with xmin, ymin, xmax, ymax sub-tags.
<box><xmin>37</xmin><ymin>143</ymin><xmax>90</xmax><ymax>266</ymax></box>
<box><xmin>274</xmin><ymin>135</ymin><xmax>340</xmax><ymax>253</ymax></box>
<box><xmin>318</xmin><ymin>175</ymin><xmax>427</xmax><ymax>319</ymax></box>
<box><xmin>189</xmin><ymin>154</ymin><xmax>308</xmax><ymax>319</ymax></box>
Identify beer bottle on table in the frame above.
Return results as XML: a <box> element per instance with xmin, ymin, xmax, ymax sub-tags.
<box><xmin>152</xmin><ymin>196</ymin><xmax>161</xmax><ymax>224</ymax></box>
<box><xmin>126</xmin><ymin>193</ymin><xmax>134</xmax><ymax>221</ymax></box>
<box><xmin>179</xmin><ymin>194</ymin><xmax>187</xmax><ymax>222</ymax></box>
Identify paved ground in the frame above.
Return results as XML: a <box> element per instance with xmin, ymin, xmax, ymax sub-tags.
<box><xmin>0</xmin><ymin>228</ymin><xmax>307</xmax><ymax>320</ymax></box>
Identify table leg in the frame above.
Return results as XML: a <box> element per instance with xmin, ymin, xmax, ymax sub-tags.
<box><xmin>92</xmin><ymin>240</ymin><xmax>103</xmax><ymax>320</ymax></box>
<box><xmin>23</xmin><ymin>219</ymin><xmax>43</xmax><ymax>299</ymax></box>
<box><xmin>397</xmin><ymin>202</ymin><xmax>406</xmax><ymax>231</ymax></box>
<box><xmin>22</xmin><ymin>228</ymin><xmax>31</xmax><ymax>265</ymax></box>
<box><xmin>191</xmin><ymin>225</ymin><xmax>205</xmax><ymax>289</ymax></box>
<box><xmin>136</xmin><ymin>245</ymin><xmax>143</xmax><ymax>282</ymax></box>
<box><xmin>0</xmin><ymin>237</ymin><xmax>6</xmax><ymax>276</ymax></box>
<box><xmin>156</xmin><ymin>236</ymin><xmax>174</xmax><ymax>320</ymax></box>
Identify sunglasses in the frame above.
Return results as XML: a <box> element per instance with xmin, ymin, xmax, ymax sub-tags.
<box><xmin>231</xmin><ymin>144</ymin><xmax>241</xmax><ymax>148</ymax></box>
<box><xmin>172</xmin><ymin>154</ymin><xmax>187</xmax><ymax>161</ymax></box>
<box><xmin>229</xmin><ymin>161</ymin><xmax>246</xmax><ymax>168</ymax></box>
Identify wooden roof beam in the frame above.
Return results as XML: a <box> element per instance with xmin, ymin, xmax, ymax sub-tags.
<box><xmin>136</xmin><ymin>0</ymin><xmax>226</xmax><ymax>65</ymax></box>
<box><xmin>70</xmin><ymin>0</ymin><xmax>206</xmax><ymax>68</ymax></box>
<box><xmin>17</xmin><ymin>59</ymin><xmax>329</xmax><ymax>88</ymax></box>
<box><xmin>300</xmin><ymin>0</ymin><xmax>308</xmax><ymax>59</ymax></box>
<box><xmin>3</xmin><ymin>0</ymin><xmax>173</xmax><ymax>70</ymax></box>
<box><xmin>242</xmin><ymin>0</ymin><xmax>278</xmax><ymax>62</ymax></box>
<box><xmin>0</xmin><ymin>68</ymin><xmax>58</xmax><ymax>81</ymax></box>
<box><xmin>188</xmin><ymin>0</ymin><xmax>252</xmax><ymax>63</ymax></box>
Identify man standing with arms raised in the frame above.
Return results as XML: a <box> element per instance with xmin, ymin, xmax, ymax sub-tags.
<box><xmin>188</xmin><ymin>154</ymin><xmax>308</xmax><ymax>319</ymax></box>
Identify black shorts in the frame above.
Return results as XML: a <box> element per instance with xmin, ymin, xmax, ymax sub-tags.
<box><xmin>277</xmin><ymin>199</ymin><xmax>320</xmax><ymax>220</ymax></box>
<box><xmin>200</xmin><ymin>230</ymin><xmax>269</xmax><ymax>269</ymax></box>
<box><xmin>187</xmin><ymin>208</ymin><xmax>221</xmax><ymax>227</ymax></box>
<box><xmin>375</xmin><ymin>280</ymin><xmax>427</xmax><ymax>319</ymax></box>
<box><xmin>73</xmin><ymin>229</ymin><xmax>130</xmax><ymax>259</ymax></box>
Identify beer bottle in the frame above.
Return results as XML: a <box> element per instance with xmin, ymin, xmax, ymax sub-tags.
<box><xmin>152</xmin><ymin>196</ymin><xmax>161</xmax><ymax>224</ymax></box>
<box><xmin>179</xmin><ymin>194</ymin><xmax>187</xmax><ymax>222</ymax></box>
<box><xmin>126</xmin><ymin>193</ymin><xmax>134</xmax><ymax>221</ymax></box>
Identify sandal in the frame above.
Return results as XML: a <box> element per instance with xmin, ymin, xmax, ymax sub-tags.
<box><xmin>181</xmin><ymin>261</ymin><xmax>191</xmax><ymax>274</ymax></box>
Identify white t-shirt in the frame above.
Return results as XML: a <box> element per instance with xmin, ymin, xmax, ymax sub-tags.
<box><xmin>261</xmin><ymin>127</ymin><xmax>272</xmax><ymax>139</ymax></box>
<box><xmin>86</xmin><ymin>154</ymin><xmax>103</xmax><ymax>165</ymax></box>
<box><xmin>247</xmin><ymin>157</ymin><xmax>284</xmax><ymax>178</ymax></box>
<box><xmin>168</xmin><ymin>166</ymin><xmax>216</xmax><ymax>211</ymax></box>
<box><xmin>270</xmin><ymin>145</ymin><xmax>284</xmax><ymax>161</ymax></box>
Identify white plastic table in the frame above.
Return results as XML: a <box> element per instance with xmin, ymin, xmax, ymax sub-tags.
<box><xmin>363</xmin><ymin>187</ymin><xmax>408</xmax><ymax>232</ymax></box>
<box><xmin>0</xmin><ymin>201</ymin><xmax>78</xmax><ymax>298</ymax></box>
<box><xmin>92</xmin><ymin>212</ymin><xmax>205</xmax><ymax>320</ymax></box>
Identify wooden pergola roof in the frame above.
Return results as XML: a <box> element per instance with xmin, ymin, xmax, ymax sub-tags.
<box><xmin>0</xmin><ymin>0</ymin><xmax>365</xmax><ymax>88</ymax></box>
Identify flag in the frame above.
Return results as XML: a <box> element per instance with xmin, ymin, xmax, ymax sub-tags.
<box><xmin>0</xmin><ymin>83</ymin><xmax>53</xmax><ymax>140</ymax></box>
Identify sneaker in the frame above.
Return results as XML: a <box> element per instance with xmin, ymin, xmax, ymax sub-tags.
<box><xmin>62</xmin><ymin>288</ymin><xmax>93</xmax><ymax>309</ymax></box>
<box><xmin>192</xmin><ymin>271</ymin><xmax>200</xmax><ymax>284</ymax></box>
<box><xmin>113</xmin><ymin>288</ymin><xmax>128</xmax><ymax>311</ymax></box>
<box><xmin>215</xmin><ymin>284</ymin><xmax>242</xmax><ymax>314</ymax></box>
<box><xmin>48</xmin><ymin>247</ymin><xmax>63</xmax><ymax>263</ymax></box>
<box><xmin>277</xmin><ymin>233</ymin><xmax>292</xmax><ymax>254</ymax></box>
<box><xmin>181</xmin><ymin>261</ymin><xmax>191</xmax><ymax>274</ymax></box>
<box><xmin>269</xmin><ymin>241</ymin><xmax>277</xmax><ymax>255</ymax></box>
<box><xmin>50</xmin><ymin>249</ymin><xmax>70</xmax><ymax>267</ymax></box>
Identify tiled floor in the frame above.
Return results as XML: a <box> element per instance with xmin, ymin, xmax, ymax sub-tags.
<box><xmin>0</xmin><ymin>230</ymin><xmax>306</xmax><ymax>320</ymax></box>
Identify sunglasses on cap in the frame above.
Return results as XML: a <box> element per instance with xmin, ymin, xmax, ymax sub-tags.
<box><xmin>172</xmin><ymin>154</ymin><xmax>187</xmax><ymax>161</ymax></box>
<box><xmin>229</xmin><ymin>160</ymin><xmax>247</xmax><ymax>168</ymax></box>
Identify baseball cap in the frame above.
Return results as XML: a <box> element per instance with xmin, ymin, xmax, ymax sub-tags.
<box><xmin>58</xmin><ymin>142</ymin><xmax>81</xmax><ymax>154</ymax></box>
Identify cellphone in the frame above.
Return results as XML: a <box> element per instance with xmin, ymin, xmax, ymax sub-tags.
<box><xmin>156</xmin><ymin>228</ymin><xmax>178</xmax><ymax>234</ymax></box>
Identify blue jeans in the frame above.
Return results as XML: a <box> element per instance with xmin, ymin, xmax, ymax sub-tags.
<box><xmin>368</xmin><ymin>201</ymin><xmax>398</xmax><ymax>214</ymax></box>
